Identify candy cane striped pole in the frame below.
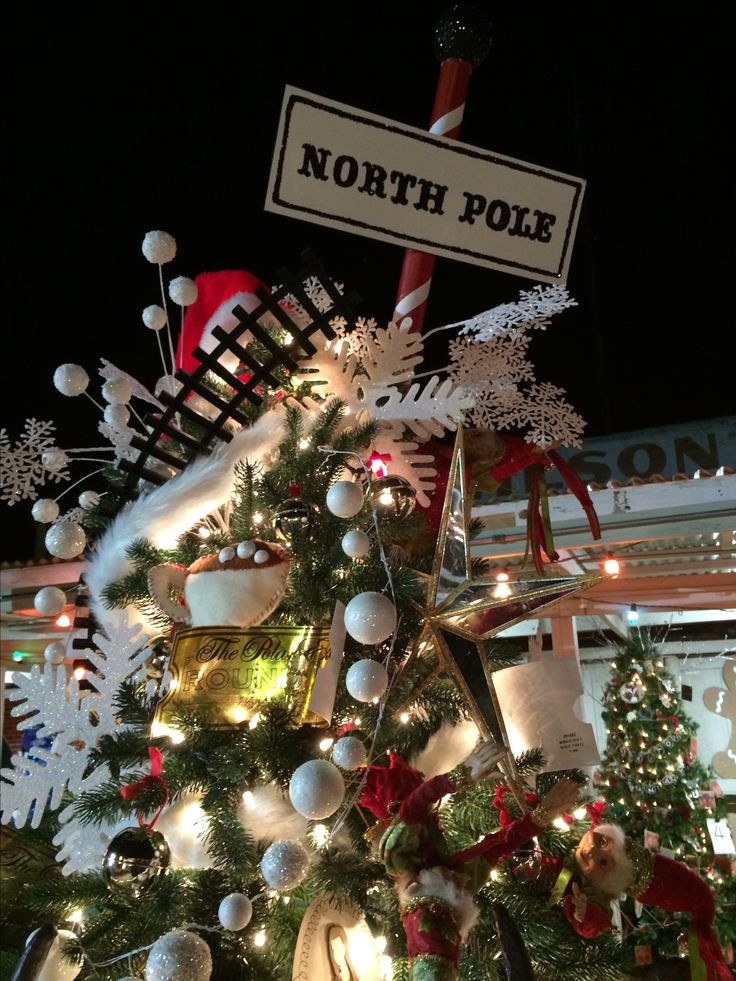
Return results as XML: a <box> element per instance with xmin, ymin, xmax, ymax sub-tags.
<box><xmin>393</xmin><ymin>6</ymin><xmax>492</xmax><ymax>333</ymax></box>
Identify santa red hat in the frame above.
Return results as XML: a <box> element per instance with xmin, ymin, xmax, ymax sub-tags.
<box><xmin>175</xmin><ymin>269</ymin><xmax>268</xmax><ymax>375</ymax></box>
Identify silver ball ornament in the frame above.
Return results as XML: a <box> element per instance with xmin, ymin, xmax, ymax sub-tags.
<box><xmin>332</xmin><ymin>735</ymin><xmax>367</xmax><ymax>770</ymax></box>
<box><xmin>218</xmin><ymin>893</ymin><xmax>253</xmax><ymax>931</ymax></box>
<box><xmin>345</xmin><ymin>659</ymin><xmax>389</xmax><ymax>703</ymax></box>
<box><xmin>53</xmin><ymin>363</ymin><xmax>90</xmax><ymax>397</ymax></box>
<box><xmin>326</xmin><ymin>481</ymin><xmax>364</xmax><ymax>518</ymax></box>
<box><xmin>32</xmin><ymin>498</ymin><xmax>60</xmax><ymax>523</ymax></box>
<box><xmin>344</xmin><ymin>592</ymin><xmax>397</xmax><ymax>645</ymax></box>
<box><xmin>45</xmin><ymin>521</ymin><xmax>86</xmax><ymax>559</ymax></box>
<box><xmin>272</xmin><ymin>497</ymin><xmax>319</xmax><ymax>542</ymax></box>
<box><xmin>260</xmin><ymin>839</ymin><xmax>310</xmax><ymax>890</ymax></box>
<box><xmin>102</xmin><ymin>826</ymin><xmax>171</xmax><ymax>899</ymax></box>
<box><xmin>44</xmin><ymin>641</ymin><xmax>67</xmax><ymax>665</ymax></box>
<box><xmin>34</xmin><ymin>586</ymin><xmax>67</xmax><ymax>616</ymax></box>
<box><xmin>341</xmin><ymin>529</ymin><xmax>370</xmax><ymax>558</ymax></box>
<box><xmin>289</xmin><ymin>759</ymin><xmax>345</xmax><ymax>819</ymax></box>
<box><xmin>368</xmin><ymin>474</ymin><xmax>417</xmax><ymax>518</ymax></box>
<box><xmin>145</xmin><ymin>930</ymin><xmax>211</xmax><ymax>981</ymax></box>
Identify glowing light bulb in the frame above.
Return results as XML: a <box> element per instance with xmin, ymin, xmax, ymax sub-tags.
<box><xmin>399</xmin><ymin>712</ymin><xmax>410</xmax><ymax>724</ymax></box>
<box><xmin>319</xmin><ymin>737</ymin><xmax>334</xmax><ymax>752</ymax></box>
<box><xmin>198</xmin><ymin>525</ymin><xmax>211</xmax><ymax>539</ymax></box>
<box><xmin>249</xmin><ymin>713</ymin><xmax>261</xmax><ymax>729</ymax></box>
<box><xmin>55</xmin><ymin>613</ymin><xmax>72</xmax><ymax>628</ymax></box>
<box><xmin>313</xmin><ymin>824</ymin><xmax>330</xmax><ymax>847</ymax></box>
<box><xmin>73</xmin><ymin>666</ymin><xmax>86</xmax><ymax>680</ymax></box>
<box><xmin>253</xmin><ymin>929</ymin><xmax>266</xmax><ymax>947</ymax></box>
<box><xmin>603</xmin><ymin>554</ymin><xmax>620</xmax><ymax>577</ymax></box>
<box><xmin>67</xmin><ymin>909</ymin><xmax>83</xmax><ymax>924</ymax></box>
<box><xmin>627</xmin><ymin>604</ymin><xmax>639</xmax><ymax>625</ymax></box>
<box><xmin>494</xmin><ymin>569</ymin><xmax>510</xmax><ymax>583</ymax></box>
<box><xmin>252</xmin><ymin>511</ymin><xmax>264</xmax><ymax>526</ymax></box>
<box><xmin>299</xmin><ymin>438</ymin><xmax>310</xmax><ymax>449</ymax></box>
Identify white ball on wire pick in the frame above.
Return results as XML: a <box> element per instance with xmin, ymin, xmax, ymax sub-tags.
<box><xmin>260</xmin><ymin>839</ymin><xmax>310</xmax><ymax>890</ymax></box>
<box><xmin>34</xmin><ymin>586</ymin><xmax>67</xmax><ymax>616</ymax></box>
<box><xmin>326</xmin><ymin>481</ymin><xmax>364</xmax><ymax>519</ymax></box>
<box><xmin>42</xmin><ymin>449</ymin><xmax>68</xmax><ymax>473</ymax></box>
<box><xmin>45</xmin><ymin>521</ymin><xmax>86</xmax><ymax>559</ymax></box>
<box><xmin>78</xmin><ymin>490</ymin><xmax>100</xmax><ymax>509</ymax></box>
<box><xmin>142</xmin><ymin>304</ymin><xmax>167</xmax><ymax>330</ymax></box>
<box><xmin>53</xmin><ymin>363</ymin><xmax>90</xmax><ymax>397</ymax></box>
<box><xmin>102</xmin><ymin>378</ymin><xmax>133</xmax><ymax>405</ymax></box>
<box><xmin>44</xmin><ymin>641</ymin><xmax>67</xmax><ymax>665</ymax></box>
<box><xmin>218</xmin><ymin>893</ymin><xmax>253</xmax><ymax>931</ymax></box>
<box><xmin>142</xmin><ymin>230</ymin><xmax>177</xmax><ymax>265</ymax></box>
<box><xmin>345</xmin><ymin>659</ymin><xmax>389</xmax><ymax>703</ymax></box>
<box><xmin>145</xmin><ymin>930</ymin><xmax>212</xmax><ymax>981</ymax></box>
<box><xmin>344</xmin><ymin>592</ymin><xmax>397</xmax><ymax>645</ymax></box>
<box><xmin>32</xmin><ymin>498</ymin><xmax>60</xmax><ymax>523</ymax></box>
<box><xmin>289</xmin><ymin>759</ymin><xmax>345</xmax><ymax>819</ymax></box>
<box><xmin>341</xmin><ymin>529</ymin><xmax>370</xmax><ymax>559</ymax></box>
<box><xmin>332</xmin><ymin>735</ymin><xmax>368</xmax><ymax>770</ymax></box>
<box><xmin>104</xmin><ymin>403</ymin><xmax>131</xmax><ymax>429</ymax></box>
<box><xmin>168</xmin><ymin>276</ymin><xmax>198</xmax><ymax>306</ymax></box>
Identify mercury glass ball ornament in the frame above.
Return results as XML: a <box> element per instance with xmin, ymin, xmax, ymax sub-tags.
<box><xmin>53</xmin><ymin>363</ymin><xmax>90</xmax><ymax>397</ymax></box>
<box><xmin>332</xmin><ymin>735</ymin><xmax>368</xmax><ymax>770</ymax></box>
<box><xmin>45</xmin><ymin>521</ymin><xmax>86</xmax><ymax>559</ymax></box>
<box><xmin>260</xmin><ymin>839</ymin><xmax>310</xmax><ymax>890</ymax></box>
<box><xmin>272</xmin><ymin>497</ymin><xmax>319</xmax><ymax>542</ymax></box>
<box><xmin>145</xmin><ymin>929</ymin><xmax>211</xmax><ymax>981</ymax></box>
<box><xmin>289</xmin><ymin>759</ymin><xmax>345</xmax><ymax>819</ymax></box>
<box><xmin>44</xmin><ymin>641</ymin><xmax>67</xmax><ymax>665</ymax></box>
<box><xmin>341</xmin><ymin>529</ymin><xmax>370</xmax><ymax>559</ymax></box>
<box><xmin>102</xmin><ymin>826</ymin><xmax>171</xmax><ymax>898</ymax></box>
<box><xmin>326</xmin><ymin>480</ymin><xmax>364</xmax><ymax>518</ymax></box>
<box><xmin>32</xmin><ymin>498</ymin><xmax>60</xmax><ymax>523</ymax></box>
<box><xmin>367</xmin><ymin>474</ymin><xmax>417</xmax><ymax>519</ymax></box>
<box><xmin>34</xmin><ymin>586</ymin><xmax>66</xmax><ymax>616</ymax></box>
<box><xmin>345</xmin><ymin>659</ymin><xmax>389</xmax><ymax>703</ymax></box>
<box><xmin>218</xmin><ymin>892</ymin><xmax>253</xmax><ymax>931</ymax></box>
<box><xmin>344</xmin><ymin>591</ymin><xmax>397</xmax><ymax>645</ymax></box>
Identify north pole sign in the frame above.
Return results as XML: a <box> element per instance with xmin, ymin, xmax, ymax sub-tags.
<box><xmin>266</xmin><ymin>86</ymin><xmax>585</xmax><ymax>283</ymax></box>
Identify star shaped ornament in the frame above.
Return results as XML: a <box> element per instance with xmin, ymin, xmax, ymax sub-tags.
<box><xmin>410</xmin><ymin>427</ymin><xmax>602</xmax><ymax>746</ymax></box>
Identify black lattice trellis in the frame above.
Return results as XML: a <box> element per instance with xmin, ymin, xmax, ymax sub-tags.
<box><xmin>115</xmin><ymin>250</ymin><xmax>359</xmax><ymax>502</ymax></box>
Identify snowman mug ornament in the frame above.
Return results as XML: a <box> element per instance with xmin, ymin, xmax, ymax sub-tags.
<box><xmin>148</xmin><ymin>539</ymin><xmax>292</xmax><ymax>628</ymax></box>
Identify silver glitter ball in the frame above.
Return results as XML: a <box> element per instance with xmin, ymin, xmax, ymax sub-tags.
<box><xmin>260</xmin><ymin>839</ymin><xmax>309</xmax><ymax>890</ymax></box>
<box><xmin>103</xmin><ymin>826</ymin><xmax>171</xmax><ymax>898</ymax></box>
<box><xmin>45</xmin><ymin>520</ymin><xmax>86</xmax><ymax>559</ymax></box>
<box><xmin>145</xmin><ymin>929</ymin><xmax>211</xmax><ymax>981</ymax></box>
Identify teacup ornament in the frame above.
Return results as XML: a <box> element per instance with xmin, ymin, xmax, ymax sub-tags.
<box><xmin>148</xmin><ymin>539</ymin><xmax>291</xmax><ymax>628</ymax></box>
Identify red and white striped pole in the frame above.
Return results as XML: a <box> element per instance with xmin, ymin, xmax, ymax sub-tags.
<box><xmin>393</xmin><ymin>6</ymin><xmax>492</xmax><ymax>333</ymax></box>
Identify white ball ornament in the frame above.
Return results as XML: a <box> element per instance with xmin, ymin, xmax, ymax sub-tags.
<box><xmin>34</xmin><ymin>586</ymin><xmax>67</xmax><ymax>616</ymax></box>
<box><xmin>260</xmin><ymin>839</ymin><xmax>310</xmax><ymax>890</ymax></box>
<box><xmin>326</xmin><ymin>481</ymin><xmax>364</xmax><ymax>519</ymax></box>
<box><xmin>102</xmin><ymin>377</ymin><xmax>133</xmax><ymax>405</ymax></box>
<box><xmin>42</xmin><ymin>449</ymin><xmax>68</xmax><ymax>473</ymax></box>
<box><xmin>79</xmin><ymin>490</ymin><xmax>100</xmax><ymax>509</ymax></box>
<box><xmin>24</xmin><ymin>927</ymin><xmax>81</xmax><ymax>981</ymax></box>
<box><xmin>341</xmin><ymin>529</ymin><xmax>370</xmax><ymax>559</ymax></box>
<box><xmin>104</xmin><ymin>403</ymin><xmax>131</xmax><ymax>428</ymax></box>
<box><xmin>332</xmin><ymin>735</ymin><xmax>368</xmax><ymax>770</ymax></box>
<box><xmin>145</xmin><ymin>929</ymin><xmax>212</xmax><ymax>981</ymax></box>
<box><xmin>218</xmin><ymin>892</ymin><xmax>253</xmax><ymax>931</ymax></box>
<box><xmin>344</xmin><ymin>592</ymin><xmax>397</xmax><ymax>645</ymax></box>
<box><xmin>345</xmin><ymin>659</ymin><xmax>389</xmax><ymax>703</ymax></box>
<box><xmin>142</xmin><ymin>230</ymin><xmax>177</xmax><ymax>265</ymax></box>
<box><xmin>44</xmin><ymin>641</ymin><xmax>67</xmax><ymax>665</ymax></box>
<box><xmin>45</xmin><ymin>520</ymin><xmax>86</xmax><ymax>559</ymax></box>
<box><xmin>169</xmin><ymin>276</ymin><xmax>198</xmax><ymax>306</ymax></box>
<box><xmin>53</xmin><ymin>363</ymin><xmax>89</xmax><ymax>397</ymax></box>
<box><xmin>289</xmin><ymin>759</ymin><xmax>345</xmax><ymax>820</ymax></box>
<box><xmin>32</xmin><ymin>498</ymin><xmax>60</xmax><ymax>523</ymax></box>
<box><xmin>142</xmin><ymin>304</ymin><xmax>167</xmax><ymax>330</ymax></box>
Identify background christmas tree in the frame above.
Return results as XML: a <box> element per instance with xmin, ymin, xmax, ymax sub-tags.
<box><xmin>597</xmin><ymin>630</ymin><xmax>734</xmax><ymax>970</ymax></box>
<box><xmin>0</xmin><ymin>253</ymin><xmax>628</xmax><ymax>980</ymax></box>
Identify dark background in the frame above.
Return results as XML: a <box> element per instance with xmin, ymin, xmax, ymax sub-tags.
<box><xmin>3</xmin><ymin>4</ymin><xmax>731</xmax><ymax>560</ymax></box>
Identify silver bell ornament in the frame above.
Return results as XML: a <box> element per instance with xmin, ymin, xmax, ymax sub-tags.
<box><xmin>102</xmin><ymin>826</ymin><xmax>171</xmax><ymax>898</ymax></box>
<box><xmin>367</xmin><ymin>474</ymin><xmax>417</xmax><ymax>519</ymax></box>
<box><xmin>272</xmin><ymin>486</ymin><xmax>319</xmax><ymax>543</ymax></box>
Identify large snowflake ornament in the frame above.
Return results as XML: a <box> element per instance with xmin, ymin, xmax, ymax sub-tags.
<box><xmin>0</xmin><ymin>419</ymin><xmax>70</xmax><ymax>504</ymax></box>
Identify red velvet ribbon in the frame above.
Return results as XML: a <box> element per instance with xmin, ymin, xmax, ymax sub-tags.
<box><xmin>545</xmin><ymin>449</ymin><xmax>601</xmax><ymax>541</ymax></box>
<box><xmin>585</xmin><ymin>800</ymin><xmax>606</xmax><ymax>828</ymax></box>
<box><xmin>119</xmin><ymin>747</ymin><xmax>169</xmax><ymax>830</ymax></box>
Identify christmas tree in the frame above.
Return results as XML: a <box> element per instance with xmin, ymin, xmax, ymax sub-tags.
<box><xmin>596</xmin><ymin>630</ymin><xmax>734</xmax><ymax>971</ymax></box>
<box><xmin>0</xmin><ymin>240</ymin><xmax>629</xmax><ymax>980</ymax></box>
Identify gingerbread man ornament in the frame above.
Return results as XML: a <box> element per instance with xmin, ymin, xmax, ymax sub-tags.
<box><xmin>703</xmin><ymin>660</ymin><xmax>736</xmax><ymax>779</ymax></box>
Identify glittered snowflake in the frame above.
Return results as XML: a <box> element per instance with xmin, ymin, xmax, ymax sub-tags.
<box><xmin>0</xmin><ymin>419</ymin><xmax>70</xmax><ymax>504</ymax></box>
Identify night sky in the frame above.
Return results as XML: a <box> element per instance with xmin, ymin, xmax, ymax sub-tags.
<box><xmin>3</xmin><ymin>4</ymin><xmax>731</xmax><ymax>559</ymax></box>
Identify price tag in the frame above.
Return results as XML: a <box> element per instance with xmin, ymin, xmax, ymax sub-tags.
<box><xmin>707</xmin><ymin>818</ymin><xmax>735</xmax><ymax>855</ymax></box>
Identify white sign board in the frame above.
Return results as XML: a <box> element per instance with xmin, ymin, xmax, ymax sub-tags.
<box><xmin>492</xmin><ymin>657</ymin><xmax>600</xmax><ymax>771</ymax></box>
<box><xmin>266</xmin><ymin>86</ymin><xmax>585</xmax><ymax>284</ymax></box>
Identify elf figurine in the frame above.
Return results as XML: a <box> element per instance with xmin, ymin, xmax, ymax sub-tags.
<box><xmin>556</xmin><ymin>821</ymin><xmax>730</xmax><ymax>981</ymax></box>
<box><xmin>359</xmin><ymin>743</ymin><xmax>580</xmax><ymax>980</ymax></box>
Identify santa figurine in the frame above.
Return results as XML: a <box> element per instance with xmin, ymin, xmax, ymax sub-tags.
<box><xmin>359</xmin><ymin>743</ymin><xmax>580</xmax><ymax>980</ymax></box>
<box><xmin>560</xmin><ymin>821</ymin><xmax>730</xmax><ymax>980</ymax></box>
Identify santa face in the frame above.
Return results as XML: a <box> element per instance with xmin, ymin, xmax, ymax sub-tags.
<box><xmin>575</xmin><ymin>829</ymin><xmax>619</xmax><ymax>886</ymax></box>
